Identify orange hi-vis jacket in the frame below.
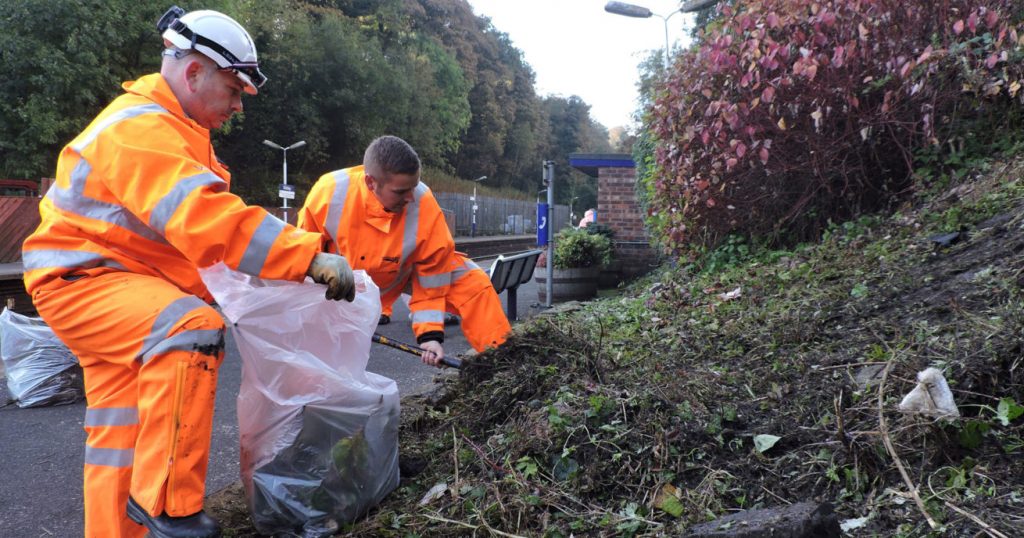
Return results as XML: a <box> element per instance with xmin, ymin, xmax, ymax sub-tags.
<box><xmin>22</xmin><ymin>73</ymin><xmax>322</xmax><ymax>299</ymax></box>
<box><xmin>22</xmin><ymin>73</ymin><xmax>326</xmax><ymax>537</ymax></box>
<box><xmin>298</xmin><ymin>166</ymin><xmax>467</xmax><ymax>341</ymax></box>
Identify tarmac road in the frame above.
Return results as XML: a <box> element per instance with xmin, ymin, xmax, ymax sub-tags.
<box><xmin>0</xmin><ymin>254</ymin><xmax>545</xmax><ymax>537</ymax></box>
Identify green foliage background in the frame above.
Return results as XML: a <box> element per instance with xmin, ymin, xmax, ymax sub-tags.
<box><xmin>0</xmin><ymin>0</ymin><xmax>612</xmax><ymax>209</ymax></box>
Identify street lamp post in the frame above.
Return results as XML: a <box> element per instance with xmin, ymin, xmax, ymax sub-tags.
<box><xmin>471</xmin><ymin>175</ymin><xmax>487</xmax><ymax>237</ymax></box>
<box><xmin>263</xmin><ymin>139</ymin><xmax>306</xmax><ymax>224</ymax></box>
<box><xmin>604</xmin><ymin>0</ymin><xmax>718</xmax><ymax>70</ymax></box>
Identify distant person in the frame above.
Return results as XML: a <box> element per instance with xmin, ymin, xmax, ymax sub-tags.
<box><xmin>21</xmin><ymin>7</ymin><xmax>355</xmax><ymax>538</ymax></box>
<box><xmin>298</xmin><ymin>135</ymin><xmax>512</xmax><ymax>365</ymax></box>
<box><xmin>578</xmin><ymin>208</ymin><xmax>596</xmax><ymax>228</ymax></box>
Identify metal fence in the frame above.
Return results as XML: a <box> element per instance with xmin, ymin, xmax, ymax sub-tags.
<box><xmin>433</xmin><ymin>192</ymin><xmax>569</xmax><ymax>237</ymax></box>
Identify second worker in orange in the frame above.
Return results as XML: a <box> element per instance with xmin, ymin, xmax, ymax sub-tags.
<box><xmin>298</xmin><ymin>136</ymin><xmax>512</xmax><ymax>366</ymax></box>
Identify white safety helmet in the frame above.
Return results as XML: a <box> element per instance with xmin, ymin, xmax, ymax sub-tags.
<box><xmin>158</xmin><ymin>6</ymin><xmax>266</xmax><ymax>95</ymax></box>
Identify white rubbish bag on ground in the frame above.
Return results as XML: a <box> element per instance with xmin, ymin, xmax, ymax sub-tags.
<box><xmin>0</xmin><ymin>307</ymin><xmax>83</xmax><ymax>408</ymax></box>
<box><xmin>898</xmin><ymin>367</ymin><xmax>960</xmax><ymax>419</ymax></box>
<box><xmin>200</xmin><ymin>263</ymin><xmax>399</xmax><ymax>538</ymax></box>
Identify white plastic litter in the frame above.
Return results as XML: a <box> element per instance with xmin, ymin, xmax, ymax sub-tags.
<box><xmin>898</xmin><ymin>367</ymin><xmax>960</xmax><ymax>419</ymax></box>
<box><xmin>0</xmin><ymin>307</ymin><xmax>82</xmax><ymax>408</ymax></box>
<box><xmin>199</xmin><ymin>263</ymin><xmax>398</xmax><ymax>538</ymax></box>
<box><xmin>400</xmin><ymin>292</ymin><xmax>412</xmax><ymax>320</ymax></box>
<box><xmin>418</xmin><ymin>482</ymin><xmax>449</xmax><ymax>506</ymax></box>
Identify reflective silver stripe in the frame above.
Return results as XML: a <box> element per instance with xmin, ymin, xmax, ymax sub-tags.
<box><xmin>22</xmin><ymin>249</ymin><xmax>126</xmax><ymax>272</ymax></box>
<box><xmin>71</xmin><ymin>104</ymin><xmax>168</xmax><ymax>153</ymax></box>
<box><xmin>84</xmin><ymin>446</ymin><xmax>134</xmax><ymax>467</ymax></box>
<box><xmin>138</xmin><ymin>296</ymin><xmax>209</xmax><ymax>361</ymax></box>
<box><xmin>418</xmin><ymin>271</ymin><xmax>452</xmax><ymax>289</ymax></box>
<box><xmin>381</xmin><ymin>183</ymin><xmax>428</xmax><ymax>294</ymax></box>
<box><xmin>325</xmin><ymin>170</ymin><xmax>351</xmax><ymax>248</ymax></box>
<box><xmin>452</xmin><ymin>259</ymin><xmax>481</xmax><ymax>283</ymax></box>
<box><xmin>411</xmin><ymin>310</ymin><xmax>445</xmax><ymax>324</ymax></box>
<box><xmin>150</xmin><ymin>172</ymin><xmax>227</xmax><ymax>235</ymax></box>
<box><xmin>141</xmin><ymin>329</ymin><xmax>224</xmax><ymax>364</ymax></box>
<box><xmin>85</xmin><ymin>407</ymin><xmax>139</xmax><ymax>427</ymax></box>
<box><xmin>50</xmin><ymin>104</ymin><xmax>172</xmax><ymax>245</ymax></box>
<box><xmin>45</xmin><ymin>159</ymin><xmax>168</xmax><ymax>244</ymax></box>
<box><xmin>237</xmin><ymin>213</ymin><xmax>287</xmax><ymax>276</ymax></box>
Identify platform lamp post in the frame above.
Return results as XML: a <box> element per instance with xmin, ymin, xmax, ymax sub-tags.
<box><xmin>604</xmin><ymin>0</ymin><xmax>718</xmax><ymax>70</ymax></box>
<box><xmin>471</xmin><ymin>175</ymin><xmax>487</xmax><ymax>237</ymax></box>
<box><xmin>263</xmin><ymin>139</ymin><xmax>306</xmax><ymax>224</ymax></box>
<box><xmin>542</xmin><ymin>161</ymin><xmax>555</xmax><ymax>307</ymax></box>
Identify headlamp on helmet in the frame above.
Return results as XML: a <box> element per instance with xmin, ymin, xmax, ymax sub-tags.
<box><xmin>157</xmin><ymin>5</ymin><xmax>266</xmax><ymax>95</ymax></box>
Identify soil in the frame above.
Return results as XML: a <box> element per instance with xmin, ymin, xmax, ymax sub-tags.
<box><xmin>207</xmin><ymin>163</ymin><xmax>1024</xmax><ymax>537</ymax></box>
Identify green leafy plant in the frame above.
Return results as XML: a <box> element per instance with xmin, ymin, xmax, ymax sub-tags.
<box><xmin>553</xmin><ymin>227</ymin><xmax>613</xmax><ymax>269</ymax></box>
<box><xmin>583</xmin><ymin>222</ymin><xmax>616</xmax><ymax>240</ymax></box>
<box><xmin>701</xmin><ymin>234</ymin><xmax>752</xmax><ymax>274</ymax></box>
<box><xmin>515</xmin><ymin>456</ymin><xmax>539</xmax><ymax>479</ymax></box>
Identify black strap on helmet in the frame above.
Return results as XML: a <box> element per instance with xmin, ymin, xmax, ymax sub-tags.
<box><xmin>157</xmin><ymin>8</ymin><xmax>266</xmax><ymax>88</ymax></box>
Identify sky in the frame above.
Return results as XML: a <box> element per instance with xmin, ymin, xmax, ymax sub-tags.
<box><xmin>466</xmin><ymin>0</ymin><xmax>699</xmax><ymax>131</ymax></box>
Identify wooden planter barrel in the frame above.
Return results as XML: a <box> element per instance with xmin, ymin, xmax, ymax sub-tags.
<box><xmin>534</xmin><ymin>266</ymin><xmax>599</xmax><ymax>303</ymax></box>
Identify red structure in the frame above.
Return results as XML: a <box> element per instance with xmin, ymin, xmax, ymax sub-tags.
<box><xmin>0</xmin><ymin>179</ymin><xmax>39</xmax><ymax>197</ymax></box>
<box><xmin>0</xmin><ymin>180</ymin><xmax>43</xmax><ymax>314</ymax></box>
<box><xmin>569</xmin><ymin>154</ymin><xmax>658</xmax><ymax>279</ymax></box>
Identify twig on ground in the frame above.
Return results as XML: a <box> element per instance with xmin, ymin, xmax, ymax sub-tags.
<box><xmin>423</xmin><ymin>512</ymin><xmax>529</xmax><ymax>538</ymax></box>
<box><xmin>451</xmin><ymin>425</ymin><xmax>460</xmax><ymax>500</ymax></box>
<box><xmin>944</xmin><ymin>501</ymin><xmax>1010</xmax><ymax>538</ymax></box>
<box><xmin>835</xmin><ymin>390</ymin><xmax>848</xmax><ymax>447</ymax></box>
<box><xmin>878</xmin><ymin>358</ymin><xmax>939</xmax><ymax>530</ymax></box>
<box><xmin>462</xmin><ymin>434</ymin><xmax>509</xmax><ymax>476</ymax></box>
<box><xmin>816</xmin><ymin>361</ymin><xmax>889</xmax><ymax>370</ymax></box>
<box><xmin>761</xmin><ymin>484</ymin><xmax>792</xmax><ymax>505</ymax></box>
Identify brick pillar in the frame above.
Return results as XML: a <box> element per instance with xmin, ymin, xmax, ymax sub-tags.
<box><xmin>596</xmin><ymin>167</ymin><xmax>657</xmax><ymax>278</ymax></box>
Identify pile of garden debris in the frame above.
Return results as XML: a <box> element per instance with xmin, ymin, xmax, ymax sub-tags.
<box><xmin>211</xmin><ymin>160</ymin><xmax>1024</xmax><ymax>537</ymax></box>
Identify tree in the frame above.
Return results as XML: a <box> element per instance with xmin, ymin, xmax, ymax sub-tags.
<box><xmin>0</xmin><ymin>0</ymin><xmax>612</xmax><ymax>208</ymax></box>
<box><xmin>215</xmin><ymin>0</ymin><xmax>473</xmax><ymax>202</ymax></box>
<box><xmin>0</xmin><ymin>0</ymin><xmax>167</xmax><ymax>179</ymax></box>
<box><xmin>542</xmin><ymin>95</ymin><xmax>612</xmax><ymax>210</ymax></box>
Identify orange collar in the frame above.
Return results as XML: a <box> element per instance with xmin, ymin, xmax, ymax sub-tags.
<box><xmin>122</xmin><ymin>74</ymin><xmax>207</xmax><ymax>134</ymax></box>
<box><xmin>354</xmin><ymin>168</ymin><xmax>399</xmax><ymax>233</ymax></box>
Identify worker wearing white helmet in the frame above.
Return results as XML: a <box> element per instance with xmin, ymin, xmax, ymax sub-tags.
<box><xmin>22</xmin><ymin>5</ymin><xmax>356</xmax><ymax>538</ymax></box>
<box><xmin>159</xmin><ymin>6</ymin><xmax>267</xmax><ymax>95</ymax></box>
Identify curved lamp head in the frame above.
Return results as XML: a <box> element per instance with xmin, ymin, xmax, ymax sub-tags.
<box><xmin>604</xmin><ymin>1</ymin><xmax>652</xmax><ymax>18</ymax></box>
<box><xmin>681</xmin><ymin>0</ymin><xmax>718</xmax><ymax>12</ymax></box>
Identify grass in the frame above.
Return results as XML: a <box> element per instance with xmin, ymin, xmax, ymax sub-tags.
<box><xmin>422</xmin><ymin>166</ymin><xmax>534</xmax><ymax>201</ymax></box>
<box><xmin>210</xmin><ymin>156</ymin><xmax>1024</xmax><ymax>537</ymax></box>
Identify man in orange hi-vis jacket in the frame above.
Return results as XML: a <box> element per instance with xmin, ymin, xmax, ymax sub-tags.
<box><xmin>22</xmin><ymin>7</ymin><xmax>356</xmax><ymax>538</ymax></box>
<box><xmin>298</xmin><ymin>136</ymin><xmax>512</xmax><ymax>365</ymax></box>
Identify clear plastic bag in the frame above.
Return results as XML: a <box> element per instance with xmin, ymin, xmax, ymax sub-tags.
<box><xmin>0</xmin><ymin>307</ymin><xmax>83</xmax><ymax>408</ymax></box>
<box><xmin>199</xmin><ymin>263</ymin><xmax>399</xmax><ymax>538</ymax></box>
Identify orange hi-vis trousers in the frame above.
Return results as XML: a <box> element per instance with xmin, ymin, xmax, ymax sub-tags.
<box><xmin>32</xmin><ymin>272</ymin><xmax>225</xmax><ymax>538</ymax></box>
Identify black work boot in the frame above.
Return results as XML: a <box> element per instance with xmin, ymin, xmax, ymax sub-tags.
<box><xmin>378</xmin><ymin>314</ymin><xmax>391</xmax><ymax>325</ymax></box>
<box><xmin>126</xmin><ymin>496</ymin><xmax>221</xmax><ymax>538</ymax></box>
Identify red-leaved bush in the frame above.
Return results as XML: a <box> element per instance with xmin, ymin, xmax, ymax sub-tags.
<box><xmin>646</xmin><ymin>0</ymin><xmax>1024</xmax><ymax>254</ymax></box>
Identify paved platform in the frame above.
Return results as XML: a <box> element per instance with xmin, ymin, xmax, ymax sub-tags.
<box><xmin>0</xmin><ymin>252</ymin><xmax>555</xmax><ymax>537</ymax></box>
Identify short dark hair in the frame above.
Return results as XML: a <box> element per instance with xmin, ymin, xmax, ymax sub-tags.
<box><xmin>364</xmin><ymin>135</ymin><xmax>421</xmax><ymax>178</ymax></box>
